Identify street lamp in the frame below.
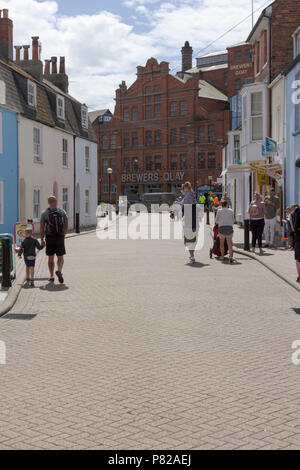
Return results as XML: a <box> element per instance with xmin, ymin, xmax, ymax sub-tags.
<box><xmin>107</xmin><ymin>167</ymin><xmax>113</xmax><ymax>220</ymax></box>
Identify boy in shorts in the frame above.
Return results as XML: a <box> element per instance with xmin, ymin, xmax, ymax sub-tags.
<box><xmin>18</xmin><ymin>227</ymin><xmax>43</xmax><ymax>287</ymax></box>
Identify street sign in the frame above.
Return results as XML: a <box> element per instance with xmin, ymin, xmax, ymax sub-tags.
<box><xmin>261</xmin><ymin>143</ymin><xmax>268</xmax><ymax>157</ymax></box>
<box><xmin>265</xmin><ymin>136</ymin><xmax>278</xmax><ymax>154</ymax></box>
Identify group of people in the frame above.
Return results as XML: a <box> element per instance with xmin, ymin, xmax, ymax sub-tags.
<box><xmin>18</xmin><ymin>196</ymin><xmax>68</xmax><ymax>287</ymax></box>
<box><xmin>248</xmin><ymin>188</ymin><xmax>280</xmax><ymax>255</ymax></box>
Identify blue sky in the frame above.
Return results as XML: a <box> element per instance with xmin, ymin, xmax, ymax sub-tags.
<box><xmin>6</xmin><ymin>0</ymin><xmax>268</xmax><ymax>110</ymax></box>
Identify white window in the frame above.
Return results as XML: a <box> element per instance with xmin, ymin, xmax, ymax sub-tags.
<box><xmin>0</xmin><ymin>181</ymin><xmax>3</xmax><ymax>224</ymax></box>
<box><xmin>33</xmin><ymin>188</ymin><xmax>41</xmax><ymax>220</ymax></box>
<box><xmin>233</xmin><ymin>134</ymin><xmax>240</xmax><ymax>164</ymax></box>
<box><xmin>85</xmin><ymin>146</ymin><xmax>90</xmax><ymax>172</ymax></box>
<box><xmin>62</xmin><ymin>188</ymin><xmax>69</xmax><ymax>215</ymax></box>
<box><xmin>62</xmin><ymin>138</ymin><xmax>68</xmax><ymax>168</ymax></box>
<box><xmin>33</xmin><ymin>127</ymin><xmax>42</xmax><ymax>162</ymax></box>
<box><xmin>251</xmin><ymin>92</ymin><xmax>263</xmax><ymax>141</ymax></box>
<box><xmin>0</xmin><ymin>80</ymin><xmax>6</xmax><ymax>105</ymax></box>
<box><xmin>81</xmin><ymin>105</ymin><xmax>88</xmax><ymax>129</ymax></box>
<box><xmin>85</xmin><ymin>190</ymin><xmax>90</xmax><ymax>215</ymax></box>
<box><xmin>57</xmin><ymin>95</ymin><xmax>65</xmax><ymax>120</ymax></box>
<box><xmin>28</xmin><ymin>80</ymin><xmax>37</xmax><ymax>107</ymax></box>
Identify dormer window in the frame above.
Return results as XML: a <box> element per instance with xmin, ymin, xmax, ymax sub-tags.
<box><xmin>57</xmin><ymin>95</ymin><xmax>65</xmax><ymax>120</ymax></box>
<box><xmin>81</xmin><ymin>105</ymin><xmax>88</xmax><ymax>129</ymax></box>
<box><xmin>28</xmin><ymin>80</ymin><xmax>37</xmax><ymax>107</ymax></box>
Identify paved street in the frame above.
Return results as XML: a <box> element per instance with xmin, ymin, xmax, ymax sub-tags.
<box><xmin>1</xmin><ymin>219</ymin><xmax>300</xmax><ymax>450</ymax></box>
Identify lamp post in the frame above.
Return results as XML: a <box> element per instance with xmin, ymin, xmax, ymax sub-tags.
<box><xmin>107</xmin><ymin>167</ymin><xmax>113</xmax><ymax>221</ymax></box>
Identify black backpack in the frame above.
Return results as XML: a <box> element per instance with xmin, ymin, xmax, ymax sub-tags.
<box><xmin>47</xmin><ymin>209</ymin><xmax>65</xmax><ymax>236</ymax></box>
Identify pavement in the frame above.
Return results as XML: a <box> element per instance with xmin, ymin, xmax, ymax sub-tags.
<box><xmin>0</xmin><ymin>216</ymin><xmax>300</xmax><ymax>449</ymax></box>
<box><xmin>232</xmin><ymin>224</ymin><xmax>299</xmax><ymax>291</ymax></box>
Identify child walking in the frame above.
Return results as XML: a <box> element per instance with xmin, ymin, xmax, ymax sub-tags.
<box><xmin>18</xmin><ymin>227</ymin><xmax>43</xmax><ymax>287</ymax></box>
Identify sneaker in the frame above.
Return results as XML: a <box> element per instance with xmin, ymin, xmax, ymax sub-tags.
<box><xmin>30</xmin><ymin>281</ymin><xmax>35</xmax><ymax>288</ymax></box>
<box><xmin>55</xmin><ymin>270</ymin><xmax>64</xmax><ymax>284</ymax></box>
<box><xmin>288</xmin><ymin>246</ymin><xmax>295</xmax><ymax>251</ymax></box>
<box><xmin>264</xmin><ymin>244</ymin><xmax>269</xmax><ymax>248</ymax></box>
<box><xmin>189</xmin><ymin>257</ymin><xmax>196</xmax><ymax>264</ymax></box>
<box><xmin>297</xmin><ymin>277</ymin><xmax>300</xmax><ymax>284</ymax></box>
<box><xmin>48</xmin><ymin>277</ymin><xmax>55</xmax><ymax>283</ymax></box>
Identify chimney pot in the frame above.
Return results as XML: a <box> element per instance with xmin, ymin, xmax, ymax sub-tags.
<box><xmin>3</xmin><ymin>9</ymin><xmax>9</xmax><ymax>19</ymax></box>
<box><xmin>23</xmin><ymin>45</ymin><xmax>30</xmax><ymax>61</ymax></box>
<box><xmin>51</xmin><ymin>56</ymin><xmax>57</xmax><ymax>74</ymax></box>
<box><xmin>31</xmin><ymin>36</ymin><xmax>40</xmax><ymax>61</ymax></box>
<box><xmin>14</xmin><ymin>45</ymin><xmax>22</xmax><ymax>61</ymax></box>
<box><xmin>44</xmin><ymin>59</ymin><xmax>51</xmax><ymax>75</ymax></box>
<box><xmin>59</xmin><ymin>56</ymin><xmax>65</xmax><ymax>74</ymax></box>
<box><xmin>0</xmin><ymin>8</ymin><xmax>13</xmax><ymax>61</ymax></box>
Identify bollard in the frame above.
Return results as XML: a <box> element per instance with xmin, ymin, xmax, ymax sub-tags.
<box><xmin>244</xmin><ymin>219</ymin><xmax>250</xmax><ymax>251</ymax></box>
<box><xmin>206</xmin><ymin>208</ymin><xmax>210</xmax><ymax>225</ymax></box>
<box><xmin>1</xmin><ymin>238</ymin><xmax>12</xmax><ymax>288</ymax></box>
<box><xmin>75</xmin><ymin>213</ymin><xmax>80</xmax><ymax>234</ymax></box>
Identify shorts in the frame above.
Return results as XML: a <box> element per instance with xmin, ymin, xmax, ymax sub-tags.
<box><xmin>219</xmin><ymin>233</ymin><xmax>233</xmax><ymax>240</ymax></box>
<box><xmin>46</xmin><ymin>236</ymin><xmax>66</xmax><ymax>257</ymax></box>
<box><xmin>25</xmin><ymin>259</ymin><xmax>36</xmax><ymax>268</ymax></box>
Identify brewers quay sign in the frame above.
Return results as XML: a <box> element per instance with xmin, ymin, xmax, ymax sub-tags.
<box><xmin>121</xmin><ymin>172</ymin><xmax>185</xmax><ymax>183</ymax></box>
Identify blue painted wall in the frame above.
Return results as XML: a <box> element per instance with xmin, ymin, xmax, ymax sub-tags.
<box><xmin>286</xmin><ymin>63</ymin><xmax>300</xmax><ymax>207</ymax></box>
<box><xmin>0</xmin><ymin>108</ymin><xmax>18</xmax><ymax>235</ymax></box>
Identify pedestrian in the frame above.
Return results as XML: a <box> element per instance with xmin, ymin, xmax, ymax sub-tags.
<box><xmin>222</xmin><ymin>192</ymin><xmax>232</xmax><ymax>208</ymax></box>
<box><xmin>18</xmin><ymin>227</ymin><xmax>43</xmax><ymax>287</ymax></box>
<box><xmin>264</xmin><ymin>188</ymin><xmax>280</xmax><ymax>248</ymax></box>
<box><xmin>180</xmin><ymin>182</ymin><xmax>199</xmax><ymax>264</ymax></box>
<box><xmin>289</xmin><ymin>205</ymin><xmax>300</xmax><ymax>282</ymax></box>
<box><xmin>40</xmin><ymin>196</ymin><xmax>68</xmax><ymax>284</ymax></box>
<box><xmin>283</xmin><ymin>205</ymin><xmax>297</xmax><ymax>251</ymax></box>
<box><xmin>249</xmin><ymin>192</ymin><xmax>265</xmax><ymax>255</ymax></box>
<box><xmin>215</xmin><ymin>200</ymin><xmax>234</xmax><ymax>263</ymax></box>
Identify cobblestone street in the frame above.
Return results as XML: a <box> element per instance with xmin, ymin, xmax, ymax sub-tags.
<box><xmin>0</xmin><ymin>225</ymin><xmax>300</xmax><ymax>450</ymax></box>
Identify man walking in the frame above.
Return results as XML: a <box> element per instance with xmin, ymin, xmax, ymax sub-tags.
<box><xmin>264</xmin><ymin>188</ymin><xmax>280</xmax><ymax>248</ymax></box>
<box><xmin>40</xmin><ymin>196</ymin><xmax>68</xmax><ymax>284</ymax></box>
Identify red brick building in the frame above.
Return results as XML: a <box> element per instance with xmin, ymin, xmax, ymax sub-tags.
<box><xmin>93</xmin><ymin>44</ymin><xmax>230</xmax><ymax>203</ymax></box>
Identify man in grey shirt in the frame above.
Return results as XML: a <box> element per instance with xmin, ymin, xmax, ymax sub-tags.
<box><xmin>40</xmin><ymin>196</ymin><xmax>68</xmax><ymax>284</ymax></box>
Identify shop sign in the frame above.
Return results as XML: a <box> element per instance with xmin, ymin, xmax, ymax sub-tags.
<box><xmin>121</xmin><ymin>172</ymin><xmax>185</xmax><ymax>184</ymax></box>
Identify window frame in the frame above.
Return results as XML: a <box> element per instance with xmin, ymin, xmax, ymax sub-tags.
<box><xmin>28</xmin><ymin>80</ymin><xmax>37</xmax><ymax>108</ymax></box>
<box><xmin>62</xmin><ymin>187</ymin><xmax>69</xmax><ymax>216</ymax></box>
<box><xmin>33</xmin><ymin>188</ymin><xmax>41</xmax><ymax>220</ymax></box>
<box><xmin>56</xmin><ymin>95</ymin><xmax>65</xmax><ymax>120</ymax></box>
<box><xmin>62</xmin><ymin>138</ymin><xmax>69</xmax><ymax>168</ymax></box>
<box><xmin>85</xmin><ymin>146</ymin><xmax>90</xmax><ymax>173</ymax></box>
<box><xmin>33</xmin><ymin>126</ymin><xmax>42</xmax><ymax>163</ymax></box>
<box><xmin>81</xmin><ymin>105</ymin><xmax>88</xmax><ymax>129</ymax></box>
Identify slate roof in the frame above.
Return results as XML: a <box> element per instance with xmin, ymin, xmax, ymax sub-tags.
<box><xmin>0</xmin><ymin>58</ymin><xmax>97</xmax><ymax>143</ymax></box>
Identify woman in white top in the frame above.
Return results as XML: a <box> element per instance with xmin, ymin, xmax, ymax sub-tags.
<box><xmin>215</xmin><ymin>200</ymin><xmax>234</xmax><ymax>263</ymax></box>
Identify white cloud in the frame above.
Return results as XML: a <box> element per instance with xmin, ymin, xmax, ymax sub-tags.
<box><xmin>0</xmin><ymin>0</ymin><xmax>268</xmax><ymax>111</ymax></box>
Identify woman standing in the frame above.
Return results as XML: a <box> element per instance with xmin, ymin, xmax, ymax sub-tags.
<box><xmin>180</xmin><ymin>182</ymin><xmax>198</xmax><ymax>264</ymax></box>
<box><xmin>215</xmin><ymin>200</ymin><xmax>234</xmax><ymax>263</ymax></box>
<box><xmin>249</xmin><ymin>193</ymin><xmax>265</xmax><ymax>255</ymax></box>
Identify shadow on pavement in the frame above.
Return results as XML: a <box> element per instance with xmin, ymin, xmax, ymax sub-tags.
<box><xmin>187</xmin><ymin>262</ymin><xmax>210</xmax><ymax>268</ymax></box>
<box><xmin>39</xmin><ymin>283</ymin><xmax>69</xmax><ymax>292</ymax></box>
<box><xmin>1</xmin><ymin>313</ymin><xmax>37</xmax><ymax>320</ymax></box>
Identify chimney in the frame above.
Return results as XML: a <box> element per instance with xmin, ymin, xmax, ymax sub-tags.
<box><xmin>14</xmin><ymin>45</ymin><xmax>22</xmax><ymax>61</ymax></box>
<box><xmin>44</xmin><ymin>59</ymin><xmax>51</xmax><ymax>75</ymax></box>
<box><xmin>181</xmin><ymin>41</ymin><xmax>193</xmax><ymax>72</ymax></box>
<box><xmin>23</xmin><ymin>45</ymin><xmax>30</xmax><ymax>60</ymax></box>
<box><xmin>44</xmin><ymin>56</ymin><xmax>69</xmax><ymax>93</ymax></box>
<box><xmin>51</xmin><ymin>56</ymin><xmax>57</xmax><ymax>74</ymax></box>
<box><xmin>0</xmin><ymin>9</ymin><xmax>13</xmax><ymax>61</ymax></box>
<box><xmin>32</xmin><ymin>36</ymin><xmax>40</xmax><ymax>61</ymax></box>
<box><xmin>59</xmin><ymin>56</ymin><xmax>65</xmax><ymax>74</ymax></box>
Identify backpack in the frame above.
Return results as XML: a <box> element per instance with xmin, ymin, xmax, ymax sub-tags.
<box><xmin>290</xmin><ymin>206</ymin><xmax>300</xmax><ymax>233</ymax></box>
<box><xmin>47</xmin><ymin>209</ymin><xmax>65</xmax><ymax>236</ymax></box>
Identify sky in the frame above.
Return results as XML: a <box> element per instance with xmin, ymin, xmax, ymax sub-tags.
<box><xmin>1</xmin><ymin>0</ymin><xmax>270</xmax><ymax>111</ymax></box>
